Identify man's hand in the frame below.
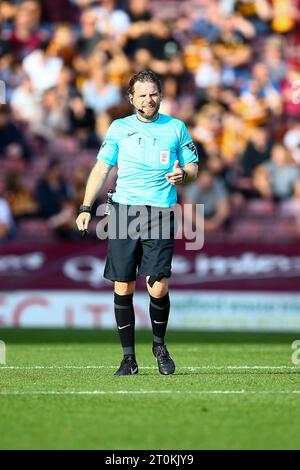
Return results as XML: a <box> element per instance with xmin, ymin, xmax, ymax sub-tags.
<box><xmin>76</xmin><ymin>212</ymin><xmax>91</xmax><ymax>232</ymax></box>
<box><xmin>166</xmin><ymin>160</ymin><xmax>184</xmax><ymax>185</ymax></box>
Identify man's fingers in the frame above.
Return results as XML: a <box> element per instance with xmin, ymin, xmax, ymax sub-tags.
<box><xmin>166</xmin><ymin>175</ymin><xmax>182</xmax><ymax>185</ymax></box>
<box><xmin>166</xmin><ymin>172</ymin><xmax>181</xmax><ymax>179</ymax></box>
<box><xmin>77</xmin><ymin>221</ymin><xmax>84</xmax><ymax>231</ymax></box>
<box><xmin>76</xmin><ymin>214</ymin><xmax>90</xmax><ymax>231</ymax></box>
<box><xmin>167</xmin><ymin>169</ymin><xmax>183</xmax><ymax>179</ymax></box>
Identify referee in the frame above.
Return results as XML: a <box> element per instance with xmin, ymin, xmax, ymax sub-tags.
<box><xmin>76</xmin><ymin>70</ymin><xmax>198</xmax><ymax>376</ymax></box>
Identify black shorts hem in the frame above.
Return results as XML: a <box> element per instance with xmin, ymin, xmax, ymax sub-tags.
<box><xmin>138</xmin><ymin>271</ymin><xmax>171</xmax><ymax>279</ymax></box>
<box><xmin>103</xmin><ymin>274</ymin><xmax>137</xmax><ymax>282</ymax></box>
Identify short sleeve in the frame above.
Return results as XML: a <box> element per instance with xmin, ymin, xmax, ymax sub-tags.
<box><xmin>96</xmin><ymin>121</ymin><xmax>119</xmax><ymax>166</ymax></box>
<box><xmin>178</xmin><ymin>122</ymin><xmax>199</xmax><ymax>167</ymax></box>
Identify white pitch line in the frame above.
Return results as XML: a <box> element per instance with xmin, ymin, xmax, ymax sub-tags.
<box><xmin>0</xmin><ymin>365</ymin><xmax>298</xmax><ymax>370</ymax></box>
<box><xmin>0</xmin><ymin>365</ymin><xmax>116</xmax><ymax>369</ymax></box>
<box><xmin>0</xmin><ymin>390</ymin><xmax>300</xmax><ymax>396</ymax></box>
<box><xmin>29</xmin><ymin>347</ymin><xmax>288</xmax><ymax>353</ymax></box>
<box><xmin>192</xmin><ymin>365</ymin><xmax>299</xmax><ymax>370</ymax></box>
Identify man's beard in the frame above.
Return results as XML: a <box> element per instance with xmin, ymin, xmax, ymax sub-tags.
<box><xmin>136</xmin><ymin>102</ymin><xmax>160</xmax><ymax>119</ymax></box>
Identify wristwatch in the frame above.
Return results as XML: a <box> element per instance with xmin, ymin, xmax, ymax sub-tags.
<box><xmin>78</xmin><ymin>204</ymin><xmax>91</xmax><ymax>215</ymax></box>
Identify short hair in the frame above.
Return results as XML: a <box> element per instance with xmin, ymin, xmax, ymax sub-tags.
<box><xmin>127</xmin><ymin>70</ymin><xmax>162</xmax><ymax>98</ymax></box>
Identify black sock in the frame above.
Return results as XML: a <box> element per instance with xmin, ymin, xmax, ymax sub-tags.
<box><xmin>114</xmin><ymin>293</ymin><xmax>135</xmax><ymax>357</ymax></box>
<box><xmin>149</xmin><ymin>293</ymin><xmax>170</xmax><ymax>347</ymax></box>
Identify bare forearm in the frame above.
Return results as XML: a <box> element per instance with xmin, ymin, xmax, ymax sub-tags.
<box><xmin>82</xmin><ymin>162</ymin><xmax>112</xmax><ymax>206</ymax></box>
<box><xmin>183</xmin><ymin>163</ymin><xmax>198</xmax><ymax>184</ymax></box>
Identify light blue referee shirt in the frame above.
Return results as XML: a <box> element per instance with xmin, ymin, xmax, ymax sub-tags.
<box><xmin>97</xmin><ymin>113</ymin><xmax>198</xmax><ymax>207</ymax></box>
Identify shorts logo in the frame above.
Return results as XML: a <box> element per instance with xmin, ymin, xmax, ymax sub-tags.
<box><xmin>160</xmin><ymin>150</ymin><xmax>170</xmax><ymax>165</ymax></box>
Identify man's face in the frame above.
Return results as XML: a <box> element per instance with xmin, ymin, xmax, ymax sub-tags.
<box><xmin>130</xmin><ymin>81</ymin><xmax>161</xmax><ymax>120</ymax></box>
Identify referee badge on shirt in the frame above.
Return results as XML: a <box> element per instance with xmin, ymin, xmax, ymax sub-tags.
<box><xmin>160</xmin><ymin>150</ymin><xmax>170</xmax><ymax>165</ymax></box>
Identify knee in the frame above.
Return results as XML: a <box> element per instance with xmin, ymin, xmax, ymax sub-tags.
<box><xmin>147</xmin><ymin>278</ymin><xmax>168</xmax><ymax>298</ymax></box>
<box><xmin>114</xmin><ymin>281</ymin><xmax>135</xmax><ymax>295</ymax></box>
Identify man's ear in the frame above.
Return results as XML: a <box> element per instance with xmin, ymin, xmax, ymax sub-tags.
<box><xmin>129</xmin><ymin>95</ymin><xmax>133</xmax><ymax>104</ymax></box>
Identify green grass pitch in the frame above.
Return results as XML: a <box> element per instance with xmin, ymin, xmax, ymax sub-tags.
<box><xmin>0</xmin><ymin>329</ymin><xmax>300</xmax><ymax>450</ymax></box>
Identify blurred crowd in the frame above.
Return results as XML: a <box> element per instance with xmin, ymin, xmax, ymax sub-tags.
<box><xmin>1</xmin><ymin>0</ymin><xmax>300</xmax><ymax>243</ymax></box>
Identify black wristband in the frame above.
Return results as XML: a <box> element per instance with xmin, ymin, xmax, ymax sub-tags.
<box><xmin>78</xmin><ymin>204</ymin><xmax>91</xmax><ymax>215</ymax></box>
<box><xmin>181</xmin><ymin>169</ymin><xmax>188</xmax><ymax>184</ymax></box>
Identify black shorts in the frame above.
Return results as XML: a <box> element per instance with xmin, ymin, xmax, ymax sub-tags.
<box><xmin>104</xmin><ymin>203</ymin><xmax>175</xmax><ymax>282</ymax></box>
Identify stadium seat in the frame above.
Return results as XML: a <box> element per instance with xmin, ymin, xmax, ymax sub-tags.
<box><xmin>17</xmin><ymin>219</ymin><xmax>56</xmax><ymax>242</ymax></box>
<box><xmin>244</xmin><ymin>199</ymin><xmax>276</xmax><ymax>217</ymax></box>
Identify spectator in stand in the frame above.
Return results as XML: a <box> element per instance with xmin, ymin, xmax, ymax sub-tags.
<box><xmin>194</xmin><ymin>47</ymin><xmax>221</xmax><ymax>90</ymax></box>
<box><xmin>232</xmin><ymin>79</ymin><xmax>269</xmax><ymax>128</ymax></box>
<box><xmin>22</xmin><ymin>40</ymin><xmax>63</xmax><ymax>94</ymax></box>
<box><xmin>5</xmin><ymin>0</ymin><xmax>47</xmax><ymax>61</ymax></box>
<box><xmin>36</xmin><ymin>158</ymin><xmax>72</xmax><ymax>218</ymax></box>
<box><xmin>125</xmin><ymin>0</ymin><xmax>181</xmax><ymax>75</ymax></box>
<box><xmin>0</xmin><ymin>38</ymin><xmax>23</xmax><ymax>103</ymax></box>
<box><xmin>220</xmin><ymin>112</ymin><xmax>247</xmax><ymax>166</ymax></box>
<box><xmin>240</xmin><ymin>62</ymin><xmax>282</xmax><ymax>116</ymax></box>
<box><xmin>126</xmin><ymin>0</ymin><xmax>151</xmax><ymax>24</ymax></box>
<box><xmin>212</xmin><ymin>13</ymin><xmax>254</xmax><ymax>70</ymax></box>
<box><xmin>192</xmin><ymin>103</ymin><xmax>224</xmax><ymax>158</ymax></box>
<box><xmin>46</xmin><ymin>24</ymin><xmax>76</xmax><ymax>67</ymax></box>
<box><xmin>10</xmin><ymin>74</ymin><xmax>42</xmax><ymax>127</ymax></box>
<box><xmin>0</xmin><ymin>105</ymin><xmax>32</xmax><ymax>161</ymax></box>
<box><xmin>47</xmin><ymin>198</ymin><xmax>78</xmax><ymax>240</ymax></box>
<box><xmin>75</xmin><ymin>8</ymin><xmax>102</xmax><ymax>68</ymax></box>
<box><xmin>190</xmin><ymin>2</ymin><xmax>223</xmax><ymax>44</ymax></box>
<box><xmin>36</xmin><ymin>158</ymin><xmax>76</xmax><ymax>239</ymax></box>
<box><xmin>159</xmin><ymin>75</ymin><xmax>194</xmax><ymax>122</ymax></box>
<box><xmin>82</xmin><ymin>66</ymin><xmax>121</xmax><ymax>115</ymax></box>
<box><xmin>125</xmin><ymin>0</ymin><xmax>153</xmax><ymax>58</ymax></box>
<box><xmin>253</xmin><ymin>144</ymin><xmax>300</xmax><ymax>200</ymax></box>
<box><xmin>5</xmin><ymin>171</ymin><xmax>38</xmax><ymax>219</ymax></box>
<box><xmin>0</xmin><ymin>175</ymin><xmax>15</xmax><ymax>242</ymax></box>
<box><xmin>263</xmin><ymin>36</ymin><xmax>287</xmax><ymax>85</ymax></box>
<box><xmin>234</xmin><ymin>0</ymin><xmax>273</xmax><ymax>36</ymax></box>
<box><xmin>33</xmin><ymin>87</ymin><xmax>69</xmax><ymax>140</ymax></box>
<box><xmin>0</xmin><ymin>1</ymin><xmax>16</xmax><ymax>26</ymax></box>
<box><xmin>91</xmin><ymin>0</ymin><xmax>130</xmax><ymax>47</ymax></box>
<box><xmin>56</xmin><ymin>65</ymin><xmax>77</xmax><ymax>104</ymax></box>
<box><xmin>283</xmin><ymin>122</ymin><xmax>300</xmax><ymax>165</ymax></box>
<box><xmin>67</xmin><ymin>91</ymin><xmax>98</xmax><ymax>148</ymax></box>
<box><xmin>238</xmin><ymin>126</ymin><xmax>272</xmax><ymax>195</ymax></box>
<box><xmin>281</xmin><ymin>62</ymin><xmax>300</xmax><ymax>124</ymax></box>
<box><xmin>93</xmin><ymin>39</ymin><xmax>131</xmax><ymax>88</ymax></box>
<box><xmin>184</xmin><ymin>168</ymin><xmax>231</xmax><ymax>235</ymax></box>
